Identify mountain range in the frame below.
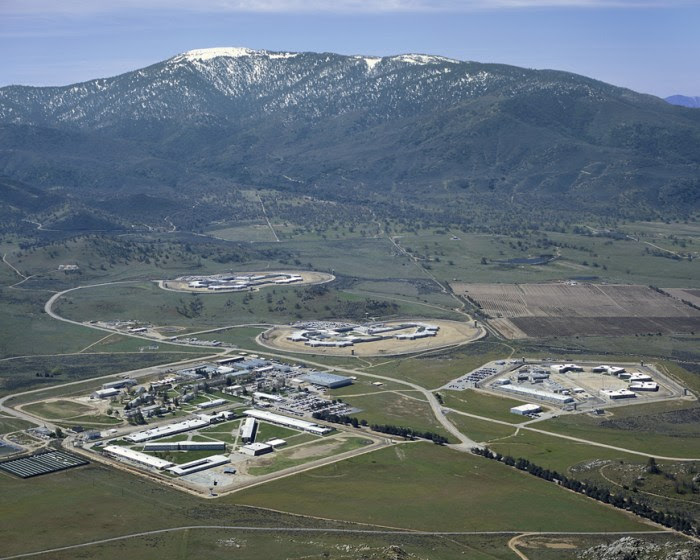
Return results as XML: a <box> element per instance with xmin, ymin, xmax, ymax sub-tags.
<box><xmin>1</xmin><ymin>47</ymin><xmax>699</xmax><ymax>233</ymax></box>
<box><xmin>665</xmin><ymin>95</ymin><xmax>700</xmax><ymax>109</ymax></box>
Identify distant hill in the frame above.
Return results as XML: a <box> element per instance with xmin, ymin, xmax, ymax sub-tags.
<box><xmin>665</xmin><ymin>95</ymin><xmax>700</xmax><ymax>108</ymax></box>
<box><xmin>1</xmin><ymin>47</ymin><xmax>699</xmax><ymax>232</ymax></box>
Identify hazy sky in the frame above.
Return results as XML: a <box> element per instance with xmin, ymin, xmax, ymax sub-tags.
<box><xmin>1</xmin><ymin>0</ymin><xmax>698</xmax><ymax>97</ymax></box>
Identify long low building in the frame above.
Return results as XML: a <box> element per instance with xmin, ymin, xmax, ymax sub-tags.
<box><xmin>240</xmin><ymin>417</ymin><xmax>257</xmax><ymax>443</ymax></box>
<box><xmin>253</xmin><ymin>391</ymin><xmax>283</xmax><ymax>402</ymax></box>
<box><xmin>197</xmin><ymin>398</ymin><xmax>228</xmax><ymax>410</ymax></box>
<box><xmin>124</xmin><ymin>417</ymin><xmax>211</xmax><ymax>443</ymax></box>
<box><xmin>629</xmin><ymin>382</ymin><xmax>659</xmax><ymax>392</ymax></box>
<box><xmin>510</xmin><ymin>404</ymin><xmax>542</xmax><ymax>416</ymax></box>
<box><xmin>143</xmin><ymin>441</ymin><xmax>226</xmax><ymax>451</ymax></box>
<box><xmin>300</xmin><ymin>372</ymin><xmax>353</xmax><ymax>389</ymax></box>
<box><xmin>239</xmin><ymin>442</ymin><xmax>273</xmax><ymax>456</ymax></box>
<box><xmin>167</xmin><ymin>455</ymin><xmax>229</xmax><ymax>476</ymax></box>
<box><xmin>602</xmin><ymin>389</ymin><xmax>637</xmax><ymax>400</ymax></box>
<box><xmin>104</xmin><ymin>445</ymin><xmax>174</xmax><ymax>470</ymax></box>
<box><xmin>497</xmin><ymin>384</ymin><xmax>574</xmax><ymax>404</ymax></box>
<box><xmin>244</xmin><ymin>409</ymin><xmax>331</xmax><ymax>435</ymax></box>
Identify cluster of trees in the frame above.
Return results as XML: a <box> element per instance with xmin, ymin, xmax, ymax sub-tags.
<box><xmin>175</xmin><ymin>297</ymin><xmax>204</xmax><ymax>318</ymax></box>
<box><xmin>312</xmin><ymin>411</ymin><xmax>448</xmax><ymax>444</ymax></box>
<box><xmin>471</xmin><ymin>447</ymin><xmax>697</xmax><ymax>535</ymax></box>
<box><xmin>369</xmin><ymin>424</ymin><xmax>448</xmax><ymax>445</ymax></box>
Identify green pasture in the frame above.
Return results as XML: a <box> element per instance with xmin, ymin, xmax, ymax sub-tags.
<box><xmin>447</xmin><ymin>412</ymin><xmax>516</xmax><ymax>443</ymax></box>
<box><xmin>441</xmin><ymin>389</ymin><xmax>534</xmax><ymax>423</ymax></box>
<box><xmin>233</xmin><ymin>443</ymin><xmax>650</xmax><ymax>532</ymax></box>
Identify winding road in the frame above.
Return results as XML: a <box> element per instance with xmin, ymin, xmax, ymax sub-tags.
<box><xmin>32</xmin><ymin>280</ymin><xmax>700</xmax><ymax>460</ymax></box>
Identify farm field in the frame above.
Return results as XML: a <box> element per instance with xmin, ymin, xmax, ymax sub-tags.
<box><xmin>233</xmin><ymin>443</ymin><xmax>650</xmax><ymax>532</ymax></box>
<box><xmin>664</xmin><ymin>287</ymin><xmax>700</xmax><ymax>308</ymax></box>
<box><xmin>455</xmin><ymin>283</ymin><xmax>700</xmax><ymax>338</ymax></box>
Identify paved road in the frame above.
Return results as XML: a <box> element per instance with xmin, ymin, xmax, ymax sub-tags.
<box><xmin>43</xmin><ymin>282</ymin><xmax>234</xmax><ymax>351</ymax></box>
<box><xmin>442</xmin><ymin>408</ymin><xmax>700</xmax><ymax>462</ymax></box>
<box><xmin>34</xmin><ymin>284</ymin><xmax>700</xmax><ymax>460</ymax></box>
<box><xmin>247</xmin><ymin>347</ymin><xmax>479</xmax><ymax>449</ymax></box>
<box><xmin>4</xmin><ymin>280</ymin><xmax>696</xmax><ymax>473</ymax></box>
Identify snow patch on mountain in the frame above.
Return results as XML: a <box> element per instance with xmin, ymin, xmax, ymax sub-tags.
<box><xmin>173</xmin><ymin>47</ymin><xmax>261</xmax><ymax>62</ymax></box>
<box><xmin>362</xmin><ymin>57</ymin><xmax>382</xmax><ymax>71</ymax></box>
<box><xmin>393</xmin><ymin>54</ymin><xmax>457</xmax><ymax>65</ymax></box>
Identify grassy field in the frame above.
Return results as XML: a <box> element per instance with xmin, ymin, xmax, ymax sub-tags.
<box><xmin>0</xmin><ymin>286</ymin><xmax>106</xmax><ymax>360</ymax></box>
<box><xmin>254</xmin><ymin>422</ymin><xmax>302</xmax><ymax>442</ymax></box>
<box><xmin>233</xmin><ymin>443</ymin><xmax>650</xmax><ymax>532</ymax></box>
<box><xmin>56</xmin><ymin>281</ymin><xmax>454</xmax><ymax>330</ymax></box>
<box><xmin>381</xmin><ymin>228</ymin><xmax>700</xmax><ymax>289</ymax></box>
<box><xmin>515</xmin><ymin>335</ymin><xmax>700</xmax><ymax>370</ymax></box>
<box><xmin>24</xmin><ymin>527</ymin><xmax>523</xmax><ymax>560</ymax></box>
<box><xmin>205</xmin><ymin>222</ymin><xmax>278</xmax><ymax>242</ymax></box>
<box><xmin>536</xmin><ymin>401</ymin><xmax>700</xmax><ymax>458</ymax></box>
<box><xmin>352</xmin><ymin>340</ymin><xmax>515</xmax><ymax>389</ymax></box>
<box><xmin>447</xmin><ymin>413</ymin><xmax>517</xmax><ymax>443</ymax></box>
<box><xmin>441</xmin><ymin>389</ymin><xmax>534</xmax><ymax>423</ymax></box>
<box><xmin>59</xmin><ymin>414</ymin><xmax>123</xmax><ymax>427</ymax></box>
<box><xmin>147</xmin><ymin>449</ymin><xmax>227</xmax><ymax>465</ymax></box>
<box><xmin>0</xmin><ymin>461</ymin><xmax>365</xmax><ymax>557</ymax></box>
<box><xmin>488</xmin><ymin>429</ymin><xmax>642</xmax><ymax>473</ymax></box>
<box><xmin>22</xmin><ymin>400</ymin><xmax>95</xmax><ymax>419</ymax></box>
<box><xmin>431</xmin><ymin>228</ymin><xmax>699</xmax><ymax>288</ymax></box>
<box><xmin>247</xmin><ymin>436</ymin><xmax>371</xmax><ymax>475</ymax></box>
<box><xmin>0</xmin><ymin>351</ymin><xmax>213</xmax><ymax>397</ymax></box>
<box><xmin>193</xmin><ymin>326</ymin><xmax>268</xmax><ymax>348</ymax></box>
<box><xmin>0</xmin><ymin>416</ymin><xmax>34</xmax><ymax>435</ymax></box>
<box><xmin>339</xmin><ymin>391</ymin><xmax>452</xmax><ymax>441</ymax></box>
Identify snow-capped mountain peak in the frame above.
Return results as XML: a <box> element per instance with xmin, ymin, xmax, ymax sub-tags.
<box><xmin>171</xmin><ymin>47</ymin><xmax>298</xmax><ymax>63</ymax></box>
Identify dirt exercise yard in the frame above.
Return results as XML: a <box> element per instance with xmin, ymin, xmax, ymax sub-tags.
<box><xmin>452</xmin><ymin>282</ymin><xmax>700</xmax><ymax>339</ymax></box>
